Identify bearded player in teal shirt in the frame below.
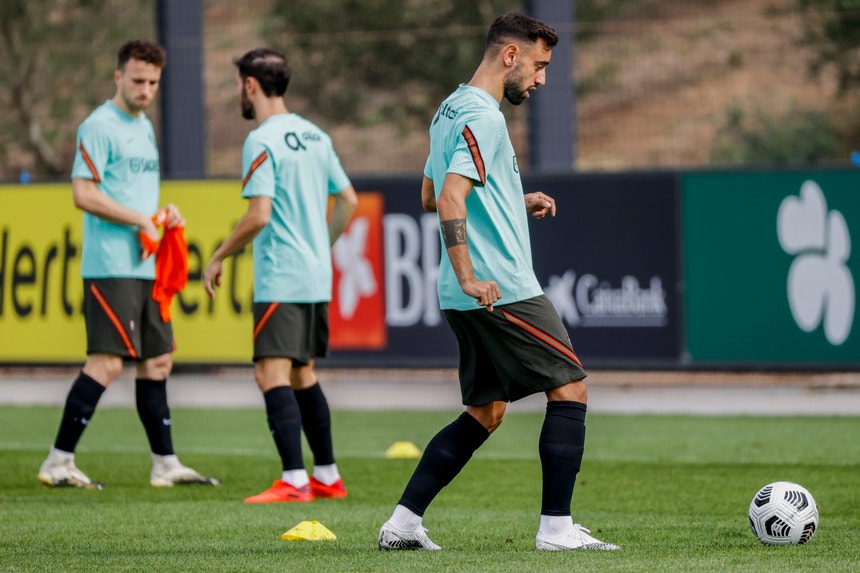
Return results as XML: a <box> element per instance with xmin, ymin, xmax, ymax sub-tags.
<box><xmin>379</xmin><ymin>13</ymin><xmax>620</xmax><ymax>551</ymax></box>
<box><xmin>39</xmin><ymin>40</ymin><xmax>219</xmax><ymax>489</ymax></box>
<box><xmin>204</xmin><ymin>48</ymin><xmax>357</xmax><ymax>504</ymax></box>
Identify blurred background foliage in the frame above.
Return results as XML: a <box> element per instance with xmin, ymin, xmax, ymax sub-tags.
<box><xmin>0</xmin><ymin>0</ymin><xmax>155</xmax><ymax>179</ymax></box>
<box><xmin>1</xmin><ymin>0</ymin><xmax>859</xmax><ymax>181</ymax></box>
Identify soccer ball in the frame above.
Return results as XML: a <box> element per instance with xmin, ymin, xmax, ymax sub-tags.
<box><xmin>748</xmin><ymin>481</ymin><xmax>819</xmax><ymax>545</ymax></box>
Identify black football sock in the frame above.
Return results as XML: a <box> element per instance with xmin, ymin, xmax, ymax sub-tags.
<box><xmin>398</xmin><ymin>412</ymin><xmax>490</xmax><ymax>516</ymax></box>
<box><xmin>539</xmin><ymin>400</ymin><xmax>587</xmax><ymax>516</ymax></box>
<box><xmin>54</xmin><ymin>371</ymin><xmax>106</xmax><ymax>453</ymax></box>
<box><xmin>294</xmin><ymin>382</ymin><xmax>335</xmax><ymax>466</ymax></box>
<box><xmin>135</xmin><ymin>378</ymin><xmax>175</xmax><ymax>456</ymax></box>
<box><xmin>263</xmin><ymin>386</ymin><xmax>305</xmax><ymax>471</ymax></box>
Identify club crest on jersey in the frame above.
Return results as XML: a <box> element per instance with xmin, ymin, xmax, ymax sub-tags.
<box><xmin>512</xmin><ymin>155</ymin><xmax>519</xmax><ymax>173</ymax></box>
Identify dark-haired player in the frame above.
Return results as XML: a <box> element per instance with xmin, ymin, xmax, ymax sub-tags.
<box><xmin>39</xmin><ymin>40</ymin><xmax>219</xmax><ymax>489</ymax></box>
<box><xmin>378</xmin><ymin>13</ymin><xmax>619</xmax><ymax>551</ymax></box>
<box><xmin>203</xmin><ymin>48</ymin><xmax>357</xmax><ymax>503</ymax></box>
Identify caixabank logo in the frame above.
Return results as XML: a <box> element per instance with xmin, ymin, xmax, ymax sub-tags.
<box><xmin>543</xmin><ymin>270</ymin><xmax>668</xmax><ymax>328</ymax></box>
<box><xmin>777</xmin><ymin>180</ymin><xmax>855</xmax><ymax>346</ymax></box>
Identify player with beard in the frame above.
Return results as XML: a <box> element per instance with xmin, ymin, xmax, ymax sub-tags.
<box><xmin>38</xmin><ymin>40</ymin><xmax>219</xmax><ymax>489</ymax></box>
<box><xmin>203</xmin><ymin>48</ymin><xmax>357</xmax><ymax>503</ymax></box>
<box><xmin>378</xmin><ymin>13</ymin><xmax>620</xmax><ymax>551</ymax></box>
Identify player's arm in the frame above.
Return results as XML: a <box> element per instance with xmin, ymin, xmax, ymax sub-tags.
<box><xmin>436</xmin><ymin>172</ymin><xmax>501</xmax><ymax>311</ymax></box>
<box><xmin>72</xmin><ymin>177</ymin><xmax>159</xmax><ymax>240</ymax></box>
<box><xmin>421</xmin><ymin>176</ymin><xmax>437</xmax><ymax>212</ymax></box>
<box><xmin>203</xmin><ymin>196</ymin><xmax>272</xmax><ymax>299</ymax></box>
<box><xmin>524</xmin><ymin>191</ymin><xmax>556</xmax><ymax>219</ymax></box>
<box><xmin>328</xmin><ymin>184</ymin><xmax>358</xmax><ymax>246</ymax></box>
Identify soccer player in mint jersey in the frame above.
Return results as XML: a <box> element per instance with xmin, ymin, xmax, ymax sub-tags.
<box><xmin>378</xmin><ymin>13</ymin><xmax>619</xmax><ymax>551</ymax></box>
<box><xmin>38</xmin><ymin>40</ymin><xmax>219</xmax><ymax>489</ymax></box>
<box><xmin>203</xmin><ymin>48</ymin><xmax>357</xmax><ymax>504</ymax></box>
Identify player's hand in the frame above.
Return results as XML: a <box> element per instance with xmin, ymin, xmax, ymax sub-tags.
<box><xmin>203</xmin><ymin>259</ymin><xmax>223</xmax><ymax>299</ymax></box>
<box><xmin>138</xmin><ymin>217</ymin><xmax>160</xmax><ymax>260</ymax></box>
<box><xmin>524</xmin><ymin>192</ymin><xmax>556</xmax><ymax>219</ymax></box>
<box><xmin>163</xmin><ymin>203</ymin><xmax>186</xmax><ymax>228</ymax></box>
<box><xmin>462</xmin><ymin>278</ymin><xmax>502</xmax><ymax>312</ymax></box>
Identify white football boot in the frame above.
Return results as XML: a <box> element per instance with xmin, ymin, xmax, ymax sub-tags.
<box><xmin>536</xmin><ymin>523</ymin><xmax>621</xmax><ymax>551</ymax></box>
<box><xmin>378</xmin><ymin>521</ymin><xmax>442</xmax><ymax>550</ymax></box>
<box><xmin>38</xmin><ymin>447</ymin><xmax>104</xmax><ymax>490</ymax></box>
<box><xmin>150</xmin><ymin>454</ymin><xmax>221</xmax><ymax>487</ymax></box>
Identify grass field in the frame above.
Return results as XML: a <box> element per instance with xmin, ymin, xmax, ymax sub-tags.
<box><xmin>2</xmin><ymin>405</ymin><xmax>859</xmax><ymax>572</ymax></box>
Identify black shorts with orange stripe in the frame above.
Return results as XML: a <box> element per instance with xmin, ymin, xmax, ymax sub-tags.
<box><xmin>252</xmin><ymin>301</ymin><xmax>329</xmax><ymax>364</ymax></box>
<box><xmin>443</xmin><ymin>294</ymin><xmax>587</xmax><ymax>406</ymax></box>
<box><xmin>83</xmin><ymin>278</ymin><xmax>174</xmax><ymax>360</ymax></box>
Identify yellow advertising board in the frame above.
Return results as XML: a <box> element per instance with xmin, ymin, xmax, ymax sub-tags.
<box><xmin>0</xmin><ymin>181</ymin><xmax>256</xmax><ymax>363</ymax></box>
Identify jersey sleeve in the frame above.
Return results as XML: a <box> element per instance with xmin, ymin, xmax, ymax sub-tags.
<box><xmin>71</xmin><ymin>119</ymin><xmax>112</xmax><ymax>182</ymax></box>
<box><xmin>446</xmin><ymin>111</ymin><xmax>505</xmax><ymax>187</ymax></box>
<box><xmin>325</xmin><ymin>143</ymin><xmax>352</xmax><ymax>195</ymax></box>
<box><xmin>423</xmin><ymin>155</ymin><xmax>432</xmax><ymax>180</ymax></box>
<box><xmin>241</xmin><ymin>135</ymin><xmax>275</xmax><ymax>198</ymax></box>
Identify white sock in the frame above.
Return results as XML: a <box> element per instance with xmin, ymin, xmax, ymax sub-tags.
<box><xmin>312</xmin><ymin>464</ymin><xmax>341</xmax><ymax>485</ymax></box>
<box><xmin>49</xmin><ymin>446</ymin><xmax>74</xmax><ymax>462</ymax></box>
<box><xmin>389</xmin><ymin>504</ymin><xmax>422</xmax><ymax>530</ymax></box>
<box><xmin>281</xmin><ymin>469</ymin><xmax>309</xmax><ymax>488</ymax></box>
<box><xmin>151</xmin><ymin>453</ymin><xmax>179</xmax><ymax>466</ymax></box>
<box><xmin>539</xmin><ymin>514</ymin><xmax>574</xmax><ymax>535</ymax></box>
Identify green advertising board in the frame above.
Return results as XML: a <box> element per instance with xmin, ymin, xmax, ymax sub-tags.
<box><xmin>682</xmin><ymin>170</ymin><xmax>859</xmax><ymax>366</ymax></box>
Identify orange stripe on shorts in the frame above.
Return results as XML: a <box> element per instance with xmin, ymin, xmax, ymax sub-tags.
<box><xmin>502</xmin><ymin>310</ymin><xmax>582</xmax><ymax>367</ymax></box>
<box><xmin>89</xmin><ymin>283</ymin><xmax>138</xmax><ymax>359</ymax></box>
<box><xmin>253</xmin><ymin>302</ymin><xmax>280</xmax><ymax>341</ymax></box>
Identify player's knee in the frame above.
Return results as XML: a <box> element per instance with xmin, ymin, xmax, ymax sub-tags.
<box><xmin>485</xmin><ymin>413</ymin><xmax>505</xmax><ymax>433</ymax></box>
<box><xmin>289</xmin><ymin>364</ymin><xmax>315</xmax><ymax>390</ymax></box>
<box><xmin>83</xmin><ymin>354</ymin><xmax>124</xmax><ymax>385</ymax></box>
<box><xmin>140</xmin><ymin>354</ymin><xmax>172</xmax><ymax>380</ymax></box>
<box><xmin>467</xmin><ymin>403</ymin><xmax>506</xmax><ymax>433</ymax></box>
<box><xmin>546</xmin><ymin>379</ymin><xmax>588</xmax><ymax>404</ymax></box>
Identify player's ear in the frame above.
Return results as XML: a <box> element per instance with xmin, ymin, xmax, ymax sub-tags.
<box><xmin>503</xmin><ymin>43</ymin><xmax>519</xmax><ymax>67</ymax></box>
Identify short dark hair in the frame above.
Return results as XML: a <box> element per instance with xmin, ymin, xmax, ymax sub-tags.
<box><xmin>234</xmin><ymin>48</ymin><xmax>292</xmax><ymax>97</ymax></box>
<box><xmin>485</xmin><ymin>12</ymin><xmax>558</xmax><ymax>54</ymax></box>
<box><xmin>117</xmin><ymin>40</ymin><xmax>166</xmax><ymax>70</ymax></box>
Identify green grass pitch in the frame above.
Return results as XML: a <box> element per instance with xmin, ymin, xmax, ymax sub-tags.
<box><xmin>2</xmin><ymin>406</ymin><xmax>859</xmax><ymax>572</ymax></box>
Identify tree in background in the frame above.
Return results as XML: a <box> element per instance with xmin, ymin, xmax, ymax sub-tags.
<box><xmin>0</xmin><ymin>0</ymin><xmax>155</xmax><ymax>180</ymax></box>
<box><xmin>262</xmin><ymin>0</ymin><xmax>637</xmax><ymax>128</ymax></box>
<box><xmin>263</xmin><ymin>0</ymin><xmax>520</xmax><ymax>128</ymax></box>
<box><xmin>3</xmin><ymin>1</ymin><xmax>856</xmax><ymax>179</ymax></box>
<box><xmin>710</xmin><ymin>105</ymin><xmax>844</xmax><ymax>166</ymax></box>
<box><xmin>796</xmin><ymin>0</ymin><xmax>860</xmax><ymax>93</ymax></box>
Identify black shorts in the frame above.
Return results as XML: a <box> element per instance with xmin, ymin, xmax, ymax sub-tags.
<box><xmin>252</xmin><ymin>302</ymin><xmax>329</xmax><ymax>364</ymax></box>
<box><xmin>443</xmin><ymin>294</ymin><xmax>587</xmax><ymax>405</ymax></box>
<box><xmin>83</xmin><ymin>278</ymin><xmax>174</xmax><ymax>360</ymax></box>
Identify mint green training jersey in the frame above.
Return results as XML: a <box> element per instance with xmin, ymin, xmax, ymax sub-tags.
<box><xmin>425</xmin><ymin>84</ymin><xmax>542</xmax><ymax>311</ymax></box>
<box><xmin>71</xmin><ymin>100</ymin><xmax>160</xmax><ymax>279</ymax></box>
<box><xmin>241</xmin><ymin>113</ymin><xmax>351</xmax><ymax>303</ymax></box>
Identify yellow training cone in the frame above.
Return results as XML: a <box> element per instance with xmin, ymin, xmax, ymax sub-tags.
<box><xmin>281</xmin><ymin>520</ymin><xmax>336</xmax><ymax>541</ymax></box>
<box><xmin>385</xmin><ymin>441</ymin><xmax>422</xmax><ymax>459</ymax></box>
